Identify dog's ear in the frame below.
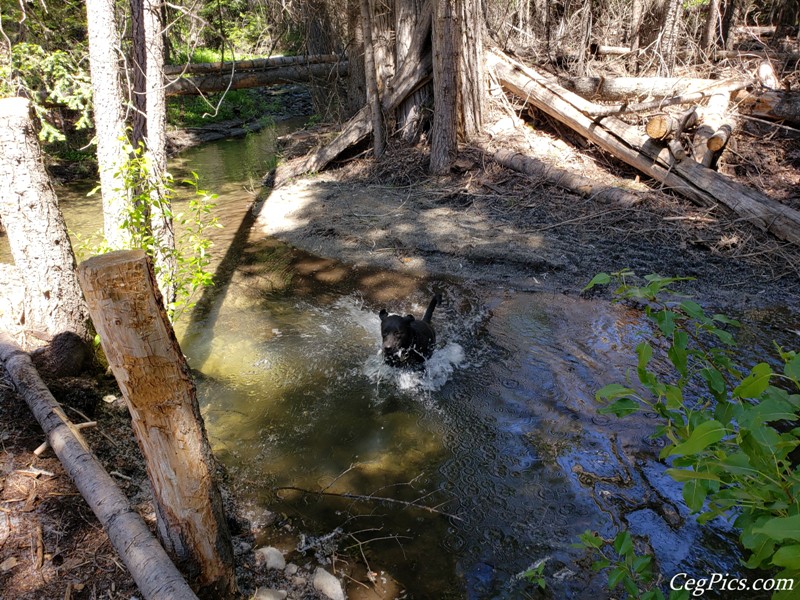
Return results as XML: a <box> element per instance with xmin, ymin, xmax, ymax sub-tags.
<box><xmin>379</xmin><ymin>309</ymin><xmax>388</xmax><ymax>321</ymax></box>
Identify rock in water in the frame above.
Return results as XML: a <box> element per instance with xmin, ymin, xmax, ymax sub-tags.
<box><xmin>313</xmin><ymin>567</ymin><xmax>346</xmax><ymax>600</ymax></box>
<box><xmin>255</xmin><ymin>546</ymin><xmax>286</xmax><ymax>571</ymax></box>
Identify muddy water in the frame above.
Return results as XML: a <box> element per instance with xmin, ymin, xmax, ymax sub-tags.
<box><xmin>6</xmin><ymin>124</ymin><xmax>785</xmax><ymax>598</ymax></box>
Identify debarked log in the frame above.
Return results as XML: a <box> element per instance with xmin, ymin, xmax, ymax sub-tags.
<box><xmin>487</xmin><ymin>148</ymin><xmax>643</xmax><ymax>206</ymax></box>
<box><xmin>0</xmin><ymin>332</ymin><xmax>198</xmax><ymax>600</ymax></box>
<box><xmin>487</xmin><ymin>50</ymin><xmax>800</xmax><ymax>246</ymax></box>
<box><xmin>164</xmin><ymin>54</ymin><xmax>340</xmax><ymax>76</ymax></box>
<box><xmin>165</xmin><ymin>62</ymin><xmax>348</xmax><ymax>96</ymax></box>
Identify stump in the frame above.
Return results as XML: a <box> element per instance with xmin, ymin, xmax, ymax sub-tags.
<box><xmin>77</xmin><ymin>250</ymin><xmax>236</xmax><ymax>598</ymax></box>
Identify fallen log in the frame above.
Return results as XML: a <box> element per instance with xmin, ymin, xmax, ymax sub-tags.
<box><xmin>164</xmin><ymin>54</ymin><xmax>340</xmax><ymax>76</ymax></box>
<box><xmin>0</xmin><ymin>332</ymin><xmax>198</xmax><ymax>600</ymax></box>
<box><xmin>487</xmin><ymin>148</ymin><xmax>643</xmax><ymax>206</ymax></box>
<box><xmin>732</xmin><ymin>88</ymin><xmax>800</xmax><ymax>123</ymax></box>
<box><xmin>487</xmin><ymin>50</ymin><xmax>800</xmax><ymax>246</ymax></box>
<box><xmin>165</xmin><ymin>62</ymin><xmax>348</xmax><ymax>96</ymax></box>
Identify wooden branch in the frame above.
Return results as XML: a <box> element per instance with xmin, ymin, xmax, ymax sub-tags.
<box><xmin>163</xmin><ymin>54</ymin><xmax>340</xmax><ymax>76</ymax></box>
<box><xmin>563</xmin><ymin>77</ymin><xmax>727</xmax><ymax>101</ymax></box>
<box><xmin>165</xmin><ymin>62</ymin><xmax>348</xmax><ymax>96</ymax></box>
<box><xmin>486</xmin><ymin>148</ymin><xmax>643</xmax><ymax>206</ymax></box>
<box><xmin>487</xmin><ymin>50</ymin><xmax>800</xmax><ymax>246</ymax></box>
<box><xmin>0</xmin><ymin>332</ymin><xmax>198</xmax><ymax>600</ymax></box>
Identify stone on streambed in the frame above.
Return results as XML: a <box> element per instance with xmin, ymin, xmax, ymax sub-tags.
<box><xmin>313</xmin><ymin>567</ymin><xmax>346</xmax><ymax>600</ymax></box>
<box><xmin>253</xmin><ymin>588</ymin><xmax>287</xmax><ymax>600</ymax></box>
<box><xmin>255</xmin><ymin>546</ymin><xmax>286</xmax><ymax>570</ymax></box>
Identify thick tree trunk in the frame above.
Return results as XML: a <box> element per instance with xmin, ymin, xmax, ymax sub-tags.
<box><xmin>347</xmin><ymin>0</ymin><xmax>367</xmax><ymax>115</ymax></box>
<box><xmin>702</xmin><ymin>0</ymin><xmax>722</xmax><ymax>52</ymax></box>
<box><xmin>361</xmin><ymin>0</ymin><xmax>385</xmax><ymax>157</ymax></box>
<box><xmin>0</xmin><ymin>98</ymin><xmax>91</xmax><ymax>348</ymax></box>
<box><xmin>658</xmin><ymin>0</ymin><xmax>683</xmax><ymax>75</ymax></box>
<box><xmin>77</xmin><ymin>250</ymin><xmax>237</xmax><ymax>597</ymax></box>
<box><xmin>395</xmin><ymin>0</ymin><xmax>430</xmax><ymax>143</ymax></box>
<box><xmin>430</xmin><ymin>0</ymin><xmax>458</xmax><ymax>173</ymax></box>
<box><xmin>457</xmin><ymin>0</ymin><xmax>485</xmax><ymax>138</ymax></box>
<box><xmin>0</xmin><ymin>333</ymin><xmax>199</xmax><ymax>600</ymax></box>
<box><xmin>86</xmin><ymin>0</ymin><xmax>131</xmax><ymax>249</ymax></box>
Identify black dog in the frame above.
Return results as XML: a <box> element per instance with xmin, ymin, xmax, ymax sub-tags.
<box><xmin>379</xmin><ymin>294</ymin><xmax>442</xmax><ymax>368</ymax></box>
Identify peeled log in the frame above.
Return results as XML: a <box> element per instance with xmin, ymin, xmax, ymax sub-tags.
<box><xmin>165</xmin><ymin>62</ymin><xmax>348</xmax><ymax>96</ymax></box>
<box><xmin>0</xmin><ymin>332</ymin><xmax>198</xmax><ymax>600</ymax></box>
<box><xmin>488</xmin><ymin>148</ymin><xmax>642</xmax><ymax>206</ymax></box>
<box><xmin>693</xmin><ymin>93</ymin><xmax>731</xmax><ymax>167</ymax></box>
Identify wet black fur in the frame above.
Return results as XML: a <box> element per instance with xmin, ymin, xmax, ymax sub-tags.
<box><xmin>379</xmin><ymin>294</ymin><xmax>442</xmax><ymax>368</ymax></box>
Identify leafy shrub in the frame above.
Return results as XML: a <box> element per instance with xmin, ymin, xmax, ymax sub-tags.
<box><xmin>584</xmin><ymin>271</ymin><xmax>800</xmax><ymax>599</ymax></box>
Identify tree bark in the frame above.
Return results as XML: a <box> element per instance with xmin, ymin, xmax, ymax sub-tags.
<box><xmin>430</xmin><ymin>0</ymin><xmax>458</xmax><ymax>174</ymax></box>
<box><xmin>0</xmin><ymin>98</ymin><xmax>91</xmax><ymax>347</ymax></box>
<box><xmin>86</xmin><ymin>0</ymin><xmax>131</xmax><ymax>250</ymax></box>
<box><xmin>693</xmin><ymin>93</ymin><xmax>731</xmax><ymax>167</ymax></box>
<box><xmin>77</xmin><ymin>250</ymin><xmax>237</xmax><ymax>597</ymax></box>
<box><xmin>702</xmin><ymin>0</ymin><xmax>722</xmax><ymax>52</ymax></box>
<box><xmin>361</xmin><ymin>0</ymin><xmax>385</xmax><ymax>157</ymax></box>
<box><xmin>395</xmin><ymin>0</ymin><xmax>430</xmax><ymax>143</ymax></box>
<box><xmin>456</xmin><ymin>0</ymin><xmax>485</xmax><ymax>138</ymax></box>
<box><xmin>658</xmin><ymin>0</ymin><xmax>683</xmax><ymax>75</ymax></box>
<box><xmin>347</xmin><ymin>0</ymin><xmax>367</xmax><ymax>115</ymax></box>
<box><xmin>0</xmin><ymin>333</ymin><xmax>199</xmax><ymax>600</ymax></box>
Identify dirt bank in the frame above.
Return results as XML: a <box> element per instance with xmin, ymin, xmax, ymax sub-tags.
<box><xmin>257</xmin><ymin>133</ymin><xmax>800</xmax><ymax>313</ymax></box>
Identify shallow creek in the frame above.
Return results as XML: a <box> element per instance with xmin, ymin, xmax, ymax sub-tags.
<box><xmin>6</xmin><ymin>123</ymin><xmax>797</xmax><ymax>598</ymax></box>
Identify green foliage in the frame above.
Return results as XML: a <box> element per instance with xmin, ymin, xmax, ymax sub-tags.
<box><xmin>520</xmin><ymin>559</ymin><xmax>547</xmax><ymax>590</ymax></box>
<box><xmin>117</xmin><ymin>141</ymin><xmax>221</xmax><ymax>321</ymax></box>
<box><xmin>1</xmin><ymin>43</ymin><xmax>93</xmax><ymax>142</ymax></box>
<box><xmin>585</xmin><ymin>271</ymin><xmax>800</xmax><ymax>595</ymax></box>
<box><xmin>577</xmin><ymin>530</ymin><xmax>689</xmax><ymax>600</ymax></box>
<box><xmin>166</xmin><ymin>89</ymin><xmax>280</xmax><ymax>127</ymax></box>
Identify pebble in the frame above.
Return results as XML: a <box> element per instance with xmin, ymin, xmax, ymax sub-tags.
<box><xmin>254</xmin><ymin>546</ymin><xmax>286</xmax><ymax>570</ymax></box>
<box><xmin>253</xmin><ymin>588</ymin><xmax>287</xmax><ymax>600</ymax></box>
<box><xmin>313</xmin><ymin>567</ymin><xmax>346</xmax><ymax>600</ymax></box>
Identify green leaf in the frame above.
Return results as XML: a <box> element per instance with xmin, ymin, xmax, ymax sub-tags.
<box><xmin>596</xmin><ymin>383</ymin><xmax>637</xmax><ymax>401</ymax></box>
<box><xmin>785</xmin><ymin>354</ymin><xmax>800</xmax><ymax>381</ymax></box>
<box><xmin>591</xmin><ymin>559</ymin><xmax>611</xmax><ymax>571</ymax></box>
<box><xmin>632</xmin><ymin>554</ymin><xmax>652</xmax><ymax>574</ymax></box>
<box><xmin>579</xmin><ymin>530</ymin><xmax>604</xmax><ymax>549</ymax></box>
<box><xmin>754</xmin><ymin>515</ymin><xmax>800</xmax><ymax>543</ymax></box>
<box><xmin>669</xmin><ymin>420</ymin><xmax>727</xmax><ymax>456</ymax></box>
<box><xmin>772</xmin><ymin>545</ymin><xmax>800</xmax><ymax>569</ymax></box>
<box><xmin>598</xmin><ymin>397</ymin><xmax>640</xmax><ymax>418</ymax></box>
<box><xmin>733</xmin><ymin>363</ymin><xmax>773</xmax><ymax>399</ymax></box>
<box><xmin>608</xmin><ymin>566</ymin><xmax>627</xmax><ymax>589</ymax></box>
<box><xmin>654</xmin><ymin>309</ymin><xmax>677</xmax><ymax>337</ymax></box>
<box><xmin>683</xmin><ymin>478</ymin><xmax>709</xmax><ymax>512</ymax></box>
<box><xmin>665</xmin><ymin>468</ymin><xmax>721</xmax><ymax>482</ymax></box>
<box><xmin>583</xmin><ymin>273</ymin><xmax>611</xmax><ymax>291</ymax></box>
<box><xmin>679</xmin><ymin>300</ymin><xmax>706</xmax><ymax>320</ymax></box>
<box><xmin>700</xmin><ymin>368</ymin><xmax>727</xmax><ymax>400</ymax></box>
<box><xmin>613</xmin><ymin>531</ymin><xmax>633</xmax><ymax>557</ymax></box>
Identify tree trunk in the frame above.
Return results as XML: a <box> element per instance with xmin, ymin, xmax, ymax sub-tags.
<box><xmin>144</xmin><ymin>0</ymin><xmax>176</xmax><ymax>305</ymax></box>
<box><xmin>628</xmin><ymin>0</ymin><xmax>643</xmax><ymax>72</ymax></box>
<box><xmin>457</xmin><ymin>0</ymin><xmax>485</xmax><ymax>138</ymax></box>
<box><xmin>86</xmin><ymin>0</ymin><xmax>131</xmax><ymax>250</ymax></box>
<box><xmin>430</xmin><ymin>0</ymin><xmax>458</xmax><ymax>173</ymax></box>
<box><xmin>0</xmin><ymin>98</ymin><xmax>91</xmax><ymax>348</ymax></box>
<box><xmin>0</xmin><ymin>333</ymin><xmax>199</xmax><ymax>600</ymax></box>
<box><xmin>702</xmin><ymin>0</ymin><xmax>722</xmax><ymax>52</ymax></box>
<box><xmin>77</xmin><ymin>250</ymin><xmax>237</xmax><ymax>597</ymax></box>
<box><xmin>361</xmin><ymin>0</ymin><xmax>385</xmax><ymax>157</ymax></box>
<box><xmin>395</xmin><ymin>0</ymin><xmax>430</xmax><ymax>143</ymax></box>
<box><xmin>658</xmin><ymin>0</ymin><xmax>683</xmax><ymax>75</ymax></box>
<box><xmin>347</xmin><ymin>0</ymin><xmax>367</xmax><ymax>115</ymax></box>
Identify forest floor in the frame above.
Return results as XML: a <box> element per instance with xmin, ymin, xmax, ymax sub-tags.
<box><xmin>2</xmin><ymin>86</ymin><xmax>800</xmax><ymax>600</ymax></box>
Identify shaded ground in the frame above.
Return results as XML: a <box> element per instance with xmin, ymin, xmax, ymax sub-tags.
<box><xmin>2</xmin><ymin>87</ymin><xmax>799</xmax><ymax>600</ymax></box>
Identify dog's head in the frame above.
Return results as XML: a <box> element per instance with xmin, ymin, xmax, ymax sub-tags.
<box><xmin>379</xmin><ymin>309</ymin><xmax>416</xmax><ymax>366</ymax></box>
